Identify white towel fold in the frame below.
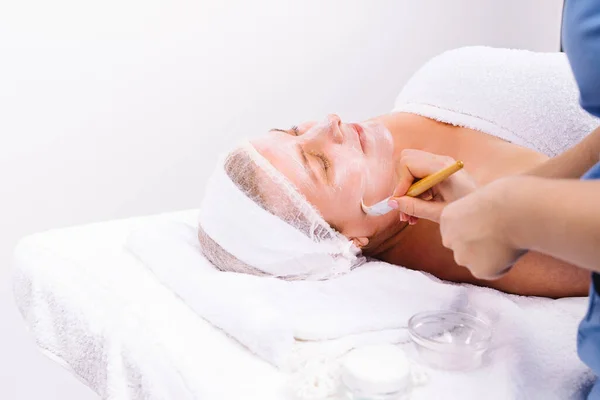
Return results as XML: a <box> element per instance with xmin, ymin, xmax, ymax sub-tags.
<box><xmin>126</xmin><ymin>221</ymin><xmax>594</xmax><ymax>399</ymax></box>
<box><xmin>126</xmin><ymin>222</ymin><xmax>457</xmax><ymax>370</ymax></box>
<box><xmin>394</xmin><ymin>46</ymin><xmax>600</xmax><ymax>156</ymax></box>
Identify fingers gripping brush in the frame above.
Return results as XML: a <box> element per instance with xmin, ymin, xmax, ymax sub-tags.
<box><xmin>361</xmin><ymin>161</ymin><xmax>464</xmax><ymax>216</ymax></box>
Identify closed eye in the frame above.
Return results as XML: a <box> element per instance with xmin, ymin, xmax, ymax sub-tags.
<box><xmin>309</xmin><ymin>152</ymin><xmax>331</xmax><ymax>184</ymax></box>
<box><xmin>316</xmin><ymin>154</ymin><xmax>330</xmax><ymax>171</ymax></box>
<box><xmin>269</xmin><ymin>125</ymin><xmax>331</xmax><ymax>184</ymax></box>
<box><xmin>269</xmin><ymin>125</ymin><xmax>300</xmax><ymax>136</ymax></box>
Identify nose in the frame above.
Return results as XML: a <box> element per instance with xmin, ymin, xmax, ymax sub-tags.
<box><xmin>327</xmin><ymin>114</ymin><xmax>344</xmax><ymax>144</ymax></box>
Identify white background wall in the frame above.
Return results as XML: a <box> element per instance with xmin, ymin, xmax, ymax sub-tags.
<box><xmin>0</xmin><ymin>0</ymin><xmax>563</xmax><ymax>398</ymax></box>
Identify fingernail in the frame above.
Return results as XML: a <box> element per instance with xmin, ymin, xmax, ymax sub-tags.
<box><xmin>388</xmin><ymin>199</ymin><xmax>398</xmax><ymax>209</ymax></box>
<box><xmin>399</xmin><ymin>213</ymin><xmax>406</xmax><ymax>222</ymax></box>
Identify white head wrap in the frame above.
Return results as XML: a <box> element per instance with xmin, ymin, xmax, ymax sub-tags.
<box><xmin>198</xmin><ymin>141</ymin><xmax>364</xmax><ymax>280</ymax></box>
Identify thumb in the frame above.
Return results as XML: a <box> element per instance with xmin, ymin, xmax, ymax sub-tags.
<box><xmin>392</xmin><ymin>196</ymin><xmax>445</xmax><ymax>223</ymax></box>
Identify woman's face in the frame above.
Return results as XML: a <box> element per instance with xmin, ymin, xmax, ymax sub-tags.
<box><xmin>252</xmin><ymin>114</ymin><xmax>398</xmax><ymax>246</ymax></box>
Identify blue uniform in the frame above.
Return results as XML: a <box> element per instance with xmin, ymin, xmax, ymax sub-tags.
<box><xmin>563</xmin><ymin>0</ymin><xmax>600</xmax><ymax>119</ymax></box>
<box><xmin>578</xmin><ymin>162</ymin><xmax>600</xmax><ymax>398</ymax></box>
<box><xmin>563</xmin><ymin>0</ymin><xmax>600</xmax><ymax>397</ymax></box>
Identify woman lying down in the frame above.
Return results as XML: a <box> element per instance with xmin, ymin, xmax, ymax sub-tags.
<box><xmin>198</xmin><ymin>46</ymin><xmax>599</xmax><ymax>298</ymax></box>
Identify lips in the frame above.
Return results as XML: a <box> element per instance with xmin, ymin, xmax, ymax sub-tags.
<box><xmin>350</xmin><ymin>123</ymin><xmax>367</xmax><ymax>153</ymax></box>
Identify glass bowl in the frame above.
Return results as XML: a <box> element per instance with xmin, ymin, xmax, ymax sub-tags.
<box><xmin>408</xmin><ymin>310</ymin><xmax>492</xmax><ymax>371</ymax></box>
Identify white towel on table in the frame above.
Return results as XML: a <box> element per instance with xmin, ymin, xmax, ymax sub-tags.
<box><xmin>126</xmin><ymin>221</ymin><xmax>594</xmax><ymax>399</ymax></box>
<box><xmin>126</xmin><ymin>222</ymin><xmax>457</xmax><ymax>370</ymax></box>
<box><xmin>394</xmin><ymin>46</ymin><xmax>600</xmax><ymax>156</ymax></box>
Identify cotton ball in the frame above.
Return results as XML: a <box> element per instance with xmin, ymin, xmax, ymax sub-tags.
<box><xmin>288</xmin><ymin>357</ymin><xmax>342</xmax><ymax>400</ymax></box>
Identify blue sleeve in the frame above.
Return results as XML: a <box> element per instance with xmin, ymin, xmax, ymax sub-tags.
<box><xmin>563</xmin><ymin>0</ymin><xmax>600</xmax><ymax>118</ymax></box>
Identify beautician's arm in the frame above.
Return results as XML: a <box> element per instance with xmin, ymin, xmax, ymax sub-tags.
<box><xmin>389</xmin><ymin>150</ymin><xmax>592</xmax><ymax>297</ymax></box>
<box><xmin>504</xmin><ymin>177</ymin><xmax>600</xmax><ymax>273</ymax></box>
<box><xmin>437</xmin><ymin>172</ymin><xmax>600</xmax><ymax>283</ymax></box>
<box><xmin>526</xmin><ymin>126</ymin><xmax>600</xmax><ymax>179</ymax></box>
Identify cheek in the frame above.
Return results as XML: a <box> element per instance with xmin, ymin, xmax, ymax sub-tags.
<box><xmin>333</xmin><ymin>161</ymin><xmax>367</xmax><ymax>203</ymax></box>
<box><xmin>330</xmin><ymin>149</ymin><xmax>366</xmax><ymax>184</ymax></box>
<box><xmin>334</xmin><ymin>165</ymin><xmax>368</xmax><ymax>220</ymax></box>
<box><xmin>365</xmin><ymin>156</ymin><xmax>396</xmax><ymax>199</ymax></box>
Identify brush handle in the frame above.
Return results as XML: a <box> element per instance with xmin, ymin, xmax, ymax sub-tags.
<box><xmin>405</xmin><ymin>160</ymin><xmax>464</xmax><ymax>197</ymax></box>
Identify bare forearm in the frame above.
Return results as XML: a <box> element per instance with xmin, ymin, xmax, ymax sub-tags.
<box><xmin>506</xmin><ymin>178</ymin><xmax>600</xmax><ymax>272</ymax></box>
<box><xmin>527</xmin><ymin>126</ymin><xmax>600</xmax><ymax>178</ymax></box>
<box><xmin>488</xmin><ymin>251</ymin><xmax>589</xmax><ymax>298</ymax></box>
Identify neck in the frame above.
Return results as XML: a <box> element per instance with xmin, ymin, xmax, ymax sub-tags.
<box><xmin>364</xmin><ymin>218</ymin><xmax>409</xmax><ymax>258</ymax></box>
<box><xmin>375</xmin><ymin>112</ymin><xmax>462</xmax><ymax>162</ymax></box>
<box><xmin>364</xmin><ymin>111</ymin><xmax>549</xmax><ymax>258</ymax></box>
<box><xmin>375</xmin><ymin>111</ymin><xmax>549</xmax><ymax>185</ymax></box>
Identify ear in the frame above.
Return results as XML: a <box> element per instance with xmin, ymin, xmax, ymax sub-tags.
<box><xmin>350</xmin><ymin>236</ymin><xmax>370</xmax><ymax>249</ymax></box>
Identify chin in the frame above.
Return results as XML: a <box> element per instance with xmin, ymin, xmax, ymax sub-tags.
<box><xmin>367</xmin><ymin>126</ymin><xmax>394</xmax><ymax>165</ymax></box>
<box><xmin>366</xmin><ymin>120</ymin><xmax>393</xmax><ymax>146</ymax></box>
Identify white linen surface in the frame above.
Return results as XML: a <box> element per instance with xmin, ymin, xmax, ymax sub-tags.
<box><xmin>126</xmin><ymin>214</ymin><xmax>595</xmax><ymax>399</ymax></box>
<box><xmin>13</xmin><ymin>210</ymin><xmax>596</xmax><ymax>399</ymax></box>
<box><xmin>13</xmin><ymin>210</ymin><xmax>288</xmax><ymax>400</ymax></box>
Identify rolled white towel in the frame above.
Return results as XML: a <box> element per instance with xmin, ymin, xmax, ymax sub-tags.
<box><xmin>394</xmin><ymin>46</ymin><xmax>600</xmax><ymax>156</ymax></box>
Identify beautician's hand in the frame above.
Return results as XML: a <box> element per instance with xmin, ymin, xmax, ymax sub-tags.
<box><xmin>440</xmin><ymin>177</ymin><xmax>527</xmax><ymax>279</ymax></box>
<box><xmin>389</xmin><ymin>149</ymin><xmax>477</xmax><ymax>223</ymax></box>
